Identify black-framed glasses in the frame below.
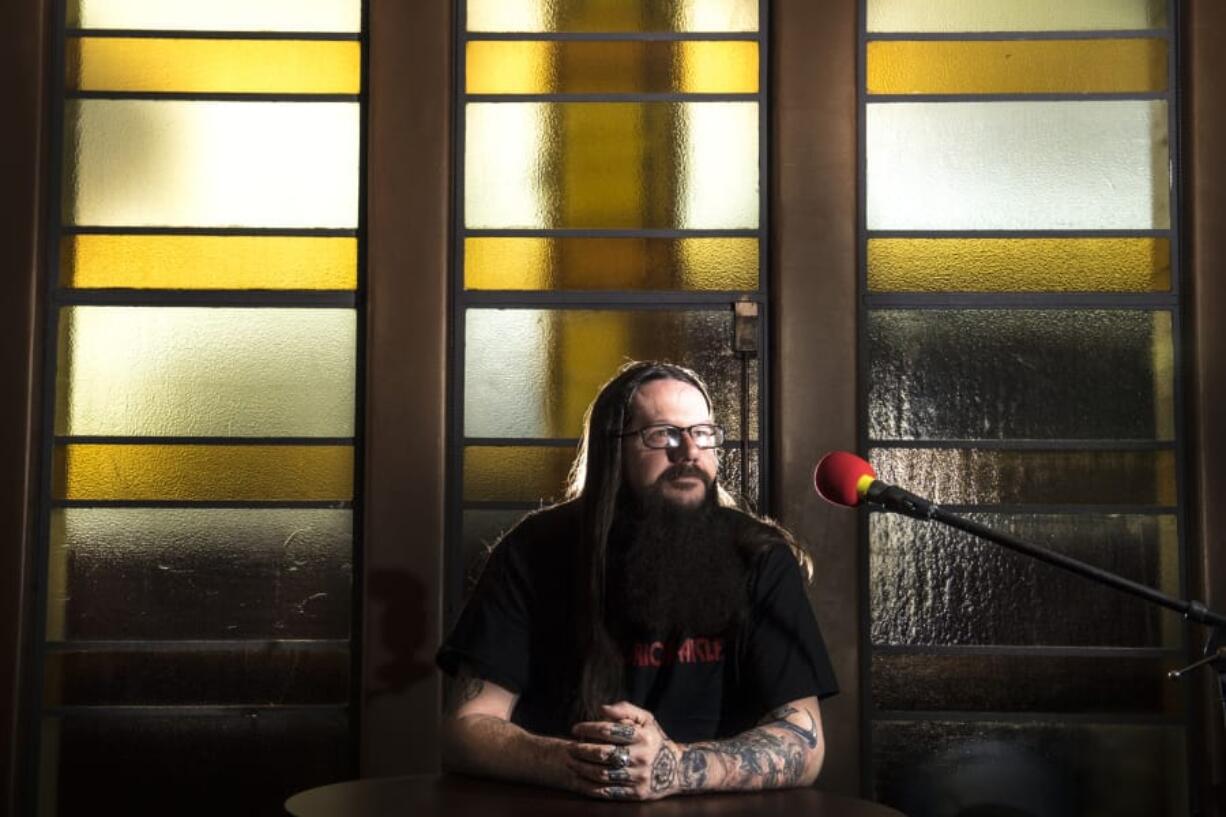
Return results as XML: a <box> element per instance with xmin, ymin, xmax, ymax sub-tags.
<box><xmin>618</xmin><ymin>423</ymin><xmax>726</xmax><ymax>450</ymax></box>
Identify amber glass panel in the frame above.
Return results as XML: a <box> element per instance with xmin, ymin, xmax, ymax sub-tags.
<box><xmin>869</xmin><ymin>448</ymin><xmax>1177</xmax><ymax>506</ymax></box>
<box><xmin>64</xmin><ymin>100</ymin><xmax>359</xmax><ymax>228</ymax></box>
<box><xmin>872</xmin><ymin>653</ymin><xmax>1183</xmax><ymax>714</ymax></box>
<box><xmin>46</xmin><ymin>508</ymin><xmax>351</xmax><ymax>640</ymax></box>
<box><xmin>467</xmin><ymin>0</ymin><xmax>757</xmax><ymax>32</ymax></box>
<box><xmin>463</xmin><ymin>446</ymin><xmax>575</xmax><ymax>503</ymax></box>
<box><xmin>866</xmin><ymin>101</ymin><xmax>1169</xmax><ymax>230</ymax></box>
<box><xmin>69</xmin><ymin>0</ymin><xmax>361</xmax><ymax>32</ymax></box>
<box><xmin>866</xmin><ymin>0</ymin><xmax>1167</xmax><ymax>32</ymax></box>
<box><xmin>465</xmin><ymin>237</ymin><xmax>757</xmax><ymax>291</ymax></box>
<box><xmin>466</xmin><ymin>41</ymin><xmax>757</xmax><ymax>94</ymax></box>
<box><xmin>867</xmin><ymin>237</ymin><xmax>1171</xmax><ymax>293</ymax></box>
<box><xmin>53</xmin><ymin>444</ymin><xmax>354</xmax><ymax>501</ymax></box>
<box><xmin>870</xmin><ymin>514</ymin><xmax>1180</xmax><ymax>647</ymax></box>
<box><xmin>465</xmin><ymin>309</ymin><xmax>758</xmax><ymax>439</ymax></box>
<box><xmin>68</xmin><ymin>38</ymin><xmax>359</xmax><ymax>94</ymax></box>
<box><xmin>872</xmin><ymin>720</ymin><xmax>1186</xmax><ymax>817</ymax></box>
<box><xmin>61</xmin><ymin>234</ymin><xmax>357</xmax><ymax>290</ymax></box>
<box><xmin>465</xmin><ymin>102</ymin><xmax>757</xmax><ymax>229</ymax></box>
<box><xmin>56</xmin><ymin>306</ymin><xmax>356</xmax><ymax>437</ymax></box>
<box><xmin>867</xmin><ymin>40</ymin><xmax>1166</xmax><ymax>95</ymax></box>
<box><xmin>43</xmin><ymin>645</ymin><xmax>349</xmax><ymax>705</ymax></box>
<box><xmin>42</xmin><ymin>711</ymin><xmax>351</xmax><ymax>817</ymax></box>
<box><xmin>868</xmin><ymin>310</ymin><xmax>1175</xmax><ymax>441</ymax></box>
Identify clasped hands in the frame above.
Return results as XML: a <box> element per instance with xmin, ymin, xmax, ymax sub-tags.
<box><xmin>565</xmin><ymin>701</ymin><xmax>684</xmax><ymax>801</ymax></box>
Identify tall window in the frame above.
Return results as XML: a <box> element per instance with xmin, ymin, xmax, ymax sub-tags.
<box><xmin>453</xmin><ymin>0</ymin><xmax>768</xmax><ymax>617</ymax></box>
<box><xmin>35</xmin><ymin>1</ymin><xmax>363</xmax><ymax>813</ymax></box>
<box><xmin>861</xmin><ymin>0</ymin><xmax>1186</xmax><ymax>813</ymax></box>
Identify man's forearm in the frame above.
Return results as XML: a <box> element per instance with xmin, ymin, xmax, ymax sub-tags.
<box><xmin>441</xmin><ymin>713</ymin><xmax>574</xmax><ymax>790</ymax></box>
<box><xmin>670</xmin><ymin>705</ymin><xmax>824</xmax><ymax>793</ymax></box>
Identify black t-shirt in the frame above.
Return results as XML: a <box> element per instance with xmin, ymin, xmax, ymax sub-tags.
<box><xmin>436</xmin><ymin>501</ymin><xmax>838</xmax><ymax>743</ymax></box>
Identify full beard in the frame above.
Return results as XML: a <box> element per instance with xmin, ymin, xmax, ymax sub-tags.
<box><xmin>605</xmin><ymin>473</ymin><xmax>750</xmax><ymax>641</ymax></box>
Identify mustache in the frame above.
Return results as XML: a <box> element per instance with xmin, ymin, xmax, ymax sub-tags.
<box><xmin>656</xmin><ymin>464</ymin><xmax>712</xmax><ymax>485</ymax></box>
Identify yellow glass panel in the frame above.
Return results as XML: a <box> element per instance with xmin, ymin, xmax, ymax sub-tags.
<box><xmin>466</xmin><ymin>41</ymin><xmax>757</xmax><ymax>94</ymax></box>
<box><xmin>68</xmin><ymin>38</ymin><xmax>359</xmax><ymax>95</ymax></box>
<box><xmin>463</xmin><ymin>446</ymin><xmax>575</xmax><ymax>503</ymax></box>
<box><xmin>64</xmin><ymin>99</ymin><xmax>359</xmax><ymax>228</ymax></box>
<box><xmin>867</xmin><ymin>238</ymin><xmax>1170</xmax><ymax>292</ymax></box>
<box><xmin>62</xmin><ymin>234</ymin><xmax>357</xmax><ymax>289</ymax></box>
<box><xmin>69</xmin><ymin>0</ymin><xmax>361</xmax><ymax>32</ymax></box>
<box><xmin>867</xmin><ymin>40</ymin><xmax>1166</xmax><ymax>95</ymax></box>
<box><xmin>465</xmin><ymin>237</ymin><xmax>757</xmax><ymax>290</ymax></box>
<box><xmin>465</xmin><ymin>102</ymin><xmax>757</xmax><ymax>229</ymax></box>
<box><xmin>867</xmin><ymin>0</ymin><xmax>1166</xmax><ymax>32</ymax></box>
<box><xmin>55</xmin><ymin>306</ymin><xmax>355</xmax><ymax>437</ymax></box>
<box><xmin>467</xmin><ymin>0</ymin><xmax>757</xmax><ymax>32</ymax></box>
<box><xmin>53</xmin><ymin>444</ymin><xmax>353</xmax><ymax>501</ymax></box>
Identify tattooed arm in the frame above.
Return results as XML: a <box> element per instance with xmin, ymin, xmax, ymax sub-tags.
<box><xmin>439</xmin><ymin>666</ymin><xmax>575</xmax><ymax>790</ymax></box>
<box><xmin>675</xmin><ymin>697</ymin><xmax>825</xmax><ymax>792</ymax></box>
<box><xmin>567</xmin><ymin>696</ymin><xmax>824</xmax><ymax>801</ymax></box>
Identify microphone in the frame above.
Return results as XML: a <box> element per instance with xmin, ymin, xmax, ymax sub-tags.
<box><xmin>813</xmin><ymin>450</ymin><xmax>937</xmax><ymax>520</ymax></box>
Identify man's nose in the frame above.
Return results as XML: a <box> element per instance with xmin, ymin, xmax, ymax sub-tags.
<box><xmin>669</xmin><ymin>430</ymin><xmax>702</xmax><ymax>461</ymax></box>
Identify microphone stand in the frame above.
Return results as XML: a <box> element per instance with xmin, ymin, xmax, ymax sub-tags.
<box><xmin>864</xmin><ymin>480</ymin><xmax>1226</xmax><ymax>732</ymax></box>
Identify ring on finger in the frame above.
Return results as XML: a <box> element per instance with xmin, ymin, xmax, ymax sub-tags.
<box><xmin>609</xmin><ymin>746</ymin><xmax>630</xmax><ymax>769</ymax></box>
<box><xmin>607</xmin><ymin>768</ymin><xmax>631</xmax><ymax>783</ymax></box>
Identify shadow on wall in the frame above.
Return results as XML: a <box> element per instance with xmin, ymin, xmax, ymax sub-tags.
<box><xmin>365</xmin><ymin>569</ymin><xmax>433</xmax><ymax>697</ymax></box>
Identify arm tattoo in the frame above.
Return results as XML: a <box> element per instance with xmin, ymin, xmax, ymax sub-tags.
<box><xmin>678</xmin><ymin>708</ymin><xmax>819</xmax><ymax>792</ymax></box>
<box><xmin>650</xmin><ymin>744</ymin><xmax>678</xmax><ymax>792</ymax></box>
<box><xmin>443</xmin><ymin>669</ymin><xmax>485</xmax><ymax>715</ymax></box>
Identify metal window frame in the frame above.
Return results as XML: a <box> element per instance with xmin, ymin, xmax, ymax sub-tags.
<box><xmin>856</xmin><ymin>0</ymin><xmax>1192</xmax><ymax>802</ymax></box>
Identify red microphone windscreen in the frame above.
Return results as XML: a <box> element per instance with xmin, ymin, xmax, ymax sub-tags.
<box><xmin>814</xmin><ymin>451</ymin><xmax>877</xmax><ymax>507</ymax></box>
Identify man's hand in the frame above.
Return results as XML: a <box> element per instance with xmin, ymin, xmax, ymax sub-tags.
<box><xmin>567</xmin><ymin>701</ymin><xmax>683</xmax><ymax>801</ymax></box>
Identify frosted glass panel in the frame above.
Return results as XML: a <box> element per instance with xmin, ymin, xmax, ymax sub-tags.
<box><xmin>872</xmin><ymin>653</ymin><xmax>1182</xmax><ymax>714</ymax></box>
<box><xmin>62</xmin><ymin>234</ymin><xmax>357</xmax><ymax>290</ymax></box>
<box><xmin>872</xmin><ymin>721</ymin><xmax>1186</xmax><ymax>817</ymax></box>
<box><xmin>867</xmin><ymin>0</ymin><xmax>1167</xmax><ymax>32</ymax></box>
<box><xmin>467</xmin><ymin>0</ymin><xmax>758</xmax><ymax>32</ymax></box>
<box><xmin>47</xmin><ymin>508</ymin><xmax>351</xmax><ymax>640</ymax></box>
<box><xmin>464</xmin><ymin>309</ymin><xmax>758</xmax><ymax>439</ymax></box>
<box><xmin>867</xmin><ymin>237</ymin><xmax>1170</xmax><ymax>293</ymax></box>
<box><xmin>43</xmin><ymin>712</ymin><xmax>351</xmax><ymax>817</ymax></box>
<box><xmin>465</xmin><ymin>237</ymin><xmax>757</xmax><ymax>291</ymax></box>
<box><xmin>53</xmin><ymin>444</ymin><xmax>354</xmax><ymax>501</ymax></box>
<box><xmin>867</xmin><ymin>39</ymin><xmax>1166</xmax><ymax>95</ymax></box>
<box><xmin>465</xmin><ymin>102</ymin><xmax>758</xmax><ymax>229</ymax></box>
<box><xmin>64</xmin><ymin>100</ymin><xmax>359</xmax><ymax>228</ymax></box>
<box><xmin>69</xmin><ymin>0</ymin><xmax>361</xmax><ymax>32</ymax></box>
<box><xmin>870</xmin><ymin>514</ymin><xmax>1179</xmax><ymax>647</ymax></box>
<box><xmin>868</xmin><ymin>310</ymin><xmax>1174</xmax><ymax>441</ymax></box>
<box><xmin>467</xmin><ymin>41</ymin><xmax>757</xmax><ymax>94</ymax></box>
<box><xmin>69</xmin><ymin>38</ymin><xmax>360</xmax><ymax>94</ymax></box>
<box><xmin>56</xmin><ymin>307</ymin><xmax>355</xmax><ymax>437</ymax></box>
<box><xmin>869</xmin><ymin>448</ymin><xmax>1177</xmax><ymax>506</ymax></box>
<box><xmin>44</xmin><ymin>645</ymin><xmax>349</xmax><ymax>705</ymax></box>
<box><xmin>866</xmin><ymin>101</ymin><xmax>1169</xmax><ymax>230</ymax></box>
<box><xmin>463</xmin><ymin>446</ymin><xmax>576</xmax><ymax>503</ymax></box>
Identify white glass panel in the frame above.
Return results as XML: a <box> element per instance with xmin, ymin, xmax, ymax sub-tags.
<box><xmin>56</xmin><ymin>307</ymin><xmax>356</xmax><ymax>437</ymax></box>
<box><xmin>65</xmin><ymin>100</ymin><xmax>359</xmax><ymax>228</ymax></box>
<box><xmin>867</xmin><ymin>0</ymin><xmax>1166</xmax><ymax>32</ymax></box>
<box><xmin>466</xmin><ymin>0</ymin><xmax>757</xmax><ymax>32</ymax></box>
<box><xmin>70</xmin><ymin>0</ymin><xmax>360</xmax><ymax>32</ymax></box>
<box><xmin>866</xmin><ymin>101</ymin><xmax>1169</xmax><ymax>231</ymax></box>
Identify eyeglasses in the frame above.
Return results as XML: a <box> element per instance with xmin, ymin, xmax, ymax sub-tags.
<box><xmin>618</xmin><ymin>423</ymin><xmax>726</xmax><ymax>450</ymax></box>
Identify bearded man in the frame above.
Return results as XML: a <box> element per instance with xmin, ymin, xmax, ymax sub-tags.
<box><xmin>437</xmin><ymin>361</ymin><xmax>838</xmax><ymax>800</ymax></box>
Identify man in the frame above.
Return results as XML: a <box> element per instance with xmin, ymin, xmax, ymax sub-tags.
<box><xmin>437</xmin><ymin>361</ymin><xmax>838</xmax><ymax>800</ymax></box>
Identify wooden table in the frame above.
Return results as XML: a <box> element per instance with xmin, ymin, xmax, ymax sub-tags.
<box><xmin>286</xmin><ymin>774</ymin><xmax>906</xmax><ymax>817</ymax></box>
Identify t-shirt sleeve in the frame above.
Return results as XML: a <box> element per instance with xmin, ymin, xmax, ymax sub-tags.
<box><xmin>436</xmin><ymin>531</ymin><xmax>534</xmax><ymax>695</ymax></box>
<box><xmin>740</xmin><ymin>542</ymin><xmax>839</xmax><ymax>712</ymax></box>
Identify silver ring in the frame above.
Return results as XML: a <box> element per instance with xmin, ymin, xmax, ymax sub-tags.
<box><xmin>610</xmin><ymin>746</ymin><xmax>630</xmax><ymax>769</ymax></box>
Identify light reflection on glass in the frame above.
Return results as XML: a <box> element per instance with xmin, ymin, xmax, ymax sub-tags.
<box><xmin>65</xmin><ymin>100</ymin><xmax>360</xmax><ymax>228</ymax></box>
<box><xmin>866</xmin><ymin>0</ymin><xmax>1166</xmax><ymax>32</ymax></box>
<box><xmin>69</xmin><ymin>0</ymin><xmax>361</xmax><ymax>32</ymax></box>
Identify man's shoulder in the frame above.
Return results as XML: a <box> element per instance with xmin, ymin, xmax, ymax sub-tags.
<box><xmin>492</xmin><ymin>498</ymin><xmax>583</xmax><ymax>560</ymax></box>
